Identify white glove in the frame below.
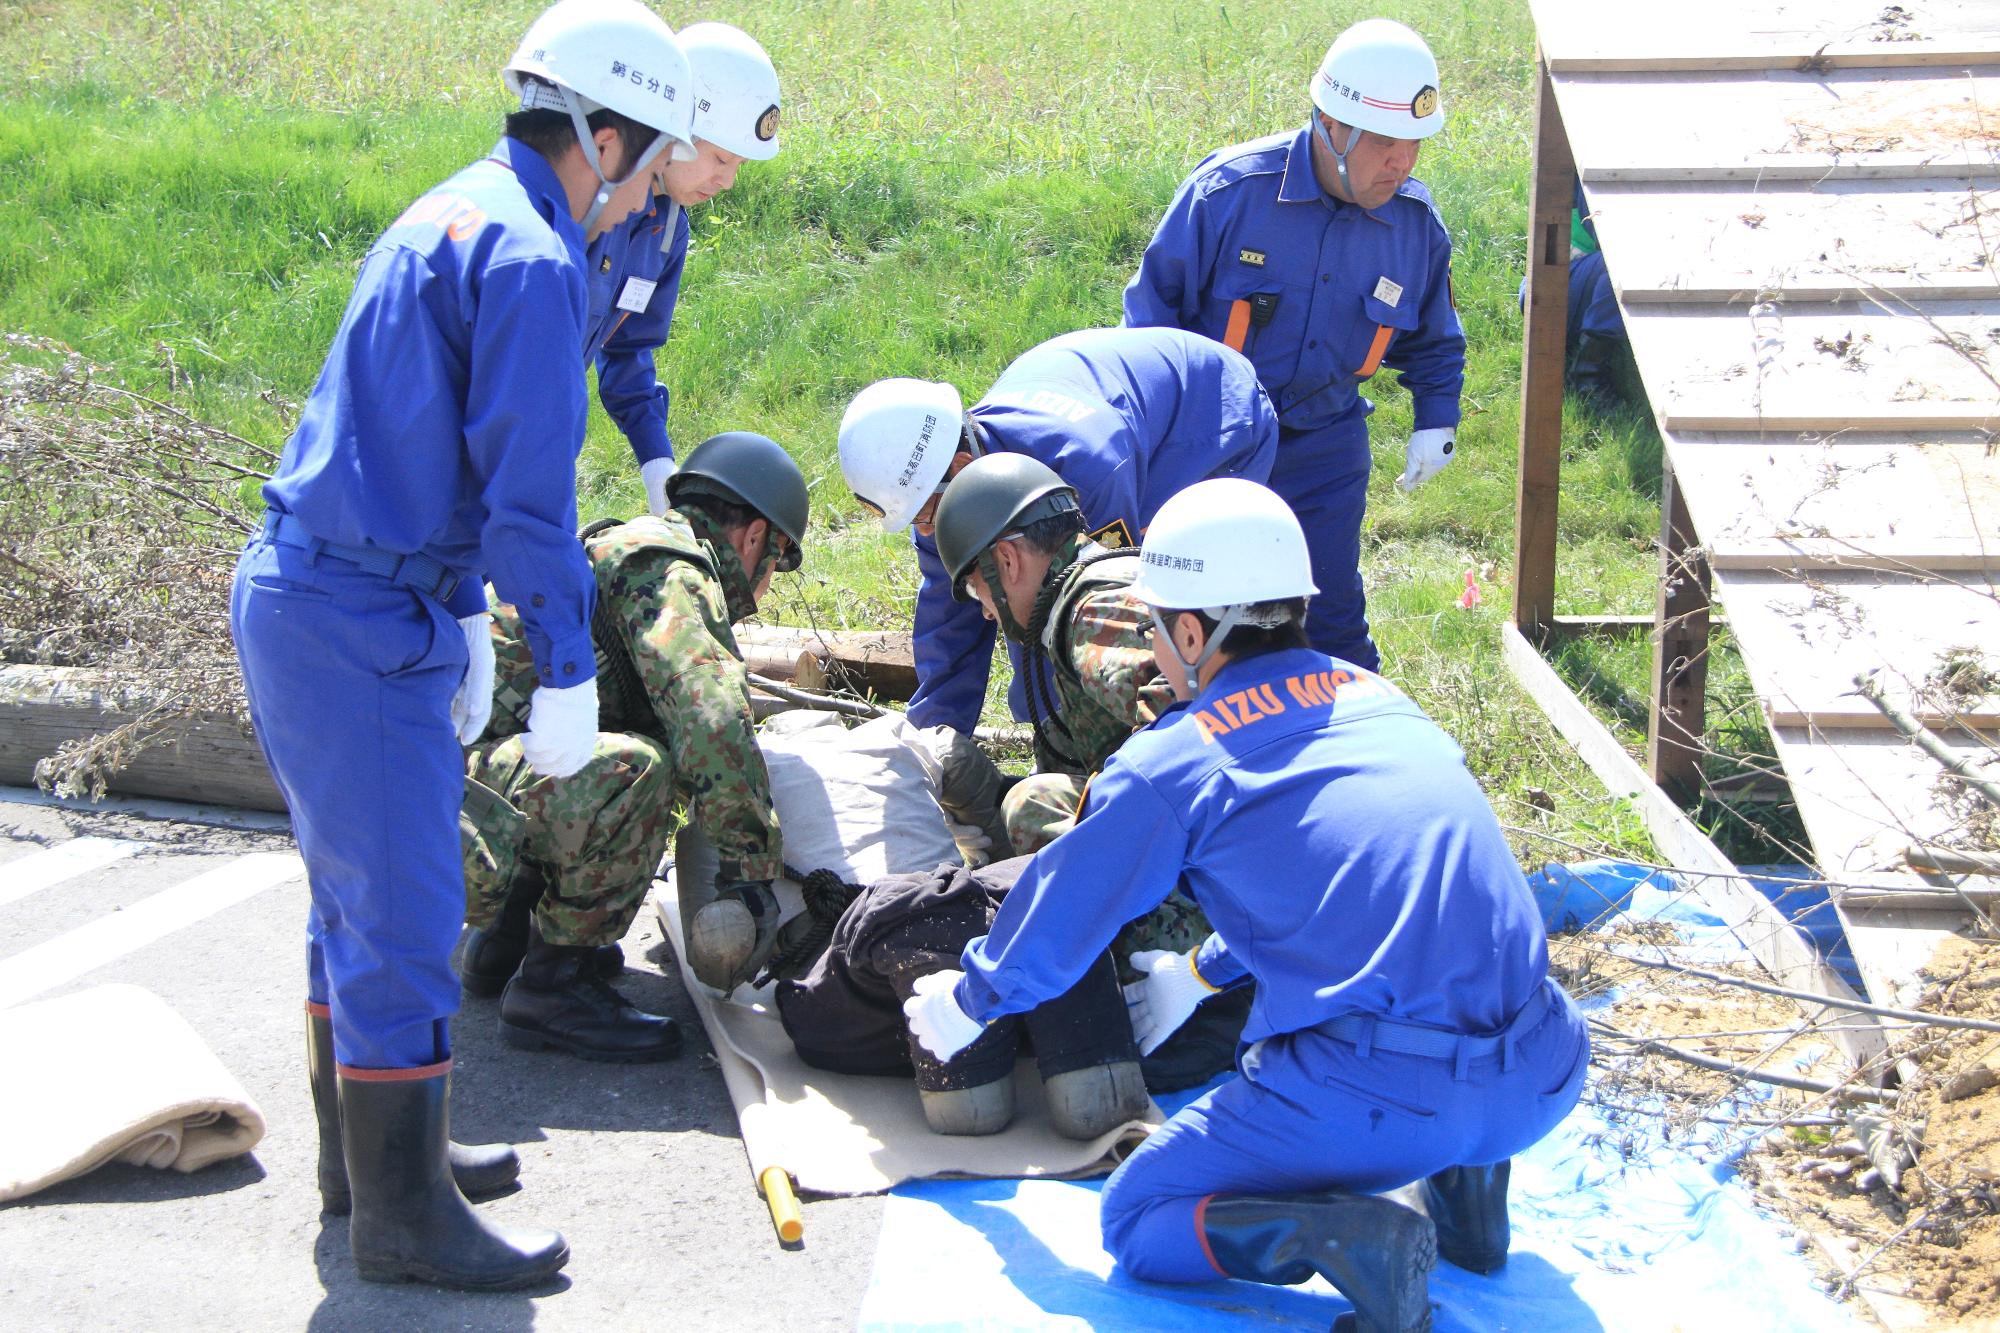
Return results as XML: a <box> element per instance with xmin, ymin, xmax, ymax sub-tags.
<box><xmin>519</xmin><ymin>677</ymin><xmax>600</xmax><ymax>779</ymax></box>
<box><xmin>1397</xmin><ymin>427</ymin><xmax>1456</xmax><ymax>492</ymax></box>
<box><xmin>1122</xmin><ymin>948</ymin><xmax>1218</xmax><ymax>1056</ymax></box>
<box><xmin>945</xmin><ymin>820</ymin><xmax>993</xmax><ymax>869</ymax></box>
<box><xmin>903</xmin><ymin>968</ymin><xmax>986</xmax><ymax>1062</ymax></box>
<box><xmin>641</xmin><ymin>457</ymin><xmax>678</xmax><ymax>517</ymax></box>
<box><xmin>449</xmin><ymin>612</ymin><xmax>495</xmax><ymax>745</ymax></box>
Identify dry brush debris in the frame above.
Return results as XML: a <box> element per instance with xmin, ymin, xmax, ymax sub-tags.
<box><xmin>0</xmin><ymin>334</ymin><xmax>275</xmax><ymax>796</ymax></box>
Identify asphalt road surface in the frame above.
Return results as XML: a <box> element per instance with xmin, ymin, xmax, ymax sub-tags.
<box><xmin>0</xmin><ymin>787</ymin><xmax>884</xmax><ymax>1331</ymax></box>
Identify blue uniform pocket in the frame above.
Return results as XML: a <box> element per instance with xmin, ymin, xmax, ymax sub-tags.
<box><xmin>1318</xmin><ymin>1066</ymin><xmax>1439</xmax><ymax>1123</ymax></box>
<box><xmin>1206</xmin><ymin>272</ymin><xmax>1309</xmax><ymax>392</ymax></box>
<box><xmin>1349</xmin><ymin>291</ymin><xmax>1419</xmax><ymax>380</ymax></box>
<box><xmin>248</xmin><ymin>573</ymin><xmax>331</xmax><ymax>602</ymax></box>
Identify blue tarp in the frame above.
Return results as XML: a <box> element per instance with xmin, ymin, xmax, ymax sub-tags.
<box><xmin>857</xmin><ymin>861</ymin><xmax>1868</xmax><ymax>1331</ymax></box>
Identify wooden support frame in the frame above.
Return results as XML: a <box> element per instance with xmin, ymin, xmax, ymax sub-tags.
<box><xmin>1500</xmin><ymin>624</ymin><xmax>1890</xmax><ymax>1073</ymax></box>
<box><xmin>1647</xmin><ymin>462</ymin><xmax>1711</xmax><ymax>802</ymax></box>
<box><xmin>1512</xmin><ymin>47</ymin><xmax>1573</xmax><ymax>643</ymax></box>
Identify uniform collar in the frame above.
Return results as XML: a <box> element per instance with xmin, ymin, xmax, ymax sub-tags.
<box><xmin>489</xmin><ymin>137</ymin><xmax>586</xmax><ymax>256</ymax></box>
<box><xmin>1276</xmin><ymin>123</ymin><xmax>1392</xmax><ymax>224</ymax></box>
<box><xmin>1195</xmin><ymin>646</ymin><xmax>1330</xmax><ymax>702</ymax></box>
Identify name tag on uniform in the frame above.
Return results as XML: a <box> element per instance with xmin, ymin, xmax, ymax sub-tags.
<box><xmin>1372</xmin><ymin>275</ymin><xmax>1404</xmax><ymax>307</ymax></box>
<box><xmin>616</xmin><ymin>277</ymin><xmax>658</xmax><ymax>314</ymax></box>
<box><xmin>1238</xmin><ymin>248</ymin><xmax>1267</xmax><ymax>267</ymax></box>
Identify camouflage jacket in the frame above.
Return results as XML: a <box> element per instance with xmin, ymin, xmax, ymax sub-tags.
<box><xmin>486</xmin><ymin>508</ymin><xmax>782</xmax><ymax>883</ymax></box>
<box><xmin>1022</xmin><ymin>544</ymin><xmax>1177</xmax><ymax>777</ymax></box>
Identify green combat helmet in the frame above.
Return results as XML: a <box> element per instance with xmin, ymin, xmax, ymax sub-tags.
<box><xmin>932</xmin><ymin>453</ymin><xmax>1080</xmax><ymax>639</ymax></box>
<box><xmin>668</xmin><ymin>431</ymin><xmax>810</xmax><ymax>572</ymax></box>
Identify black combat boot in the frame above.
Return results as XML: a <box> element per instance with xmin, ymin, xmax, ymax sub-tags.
<box><xmin>307</xmin><ymin>1006</ymin><xmax>518</xmax><ymax>1215</ymax></box>
<box><xmin>1201</xmin><ymin>1192</ymin><xmax>1435</xmax><ymax>1333</ymax></box>
<box><xmin>1419</xmin><ymin>1161</ymin><xmax>1512</xmax><ymax>1274</ymax></box>
<box><xmin>460</xmin><ymin>864</ymin><xmax>622</xmax><ymax>998</ymax></box>
<box><xmin>500</xmin><ymin>927</ymin><xmax>681</xmax><ymax>1062</ymax></box>
<box><xmin>339</xmin><ymin>1066</ymin><xmax>568</xmax><ymax>1290</ymax></box>
<box><xmin>1566</xmin><ymin>333</ymin><xmax>1624</xmax><ymax>407</ymax></box>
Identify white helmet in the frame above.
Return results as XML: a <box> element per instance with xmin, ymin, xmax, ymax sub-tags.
<box><xmin>1131</xmin><ymin>479</ymin><xmax>1317</xmax><ymax>687</ymax></box>
<box><xmin>1310</xmin><ymin>18</ymin><xmax>1444</xmax><ymax>140</ymax></box>
<box><xmin>682</xmin><ymin>22</ymin><xmax>782</xmax><ymax>162</ymax></box>
<box><xmin>505</xmin><ymin>0</ymin><xmax>698</xmax><ymax>231</ymax></box>
<box><xmin>838</xmin><ymin>379</ymin><xmax>966</xmax><ymax>532</ymax></box>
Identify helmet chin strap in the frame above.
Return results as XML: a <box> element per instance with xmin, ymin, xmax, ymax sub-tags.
<box><xmin>556</xmin><ymin>83</ymin><xmax>674</xmax><ymax>234</ymax></box>
<box><xmin>1149</xmin><ymin>605</ymin><xmax>1249</xmax><ymax>697</ymax></box>
<box><xmin>1310</xmin><ymin>112</ymin><xmax>1363</xmax><ymax>204</ymax></box>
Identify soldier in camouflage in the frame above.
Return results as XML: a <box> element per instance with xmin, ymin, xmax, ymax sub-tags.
<box><xmin>931</xmin><ymin>454</ymin><xmax>1209</xmax><ymax>972</ymax></box>
<box><xmin>457</xmin><ymin>432</ymin><xmax>808</xmax><ymax>1061</ymax></box>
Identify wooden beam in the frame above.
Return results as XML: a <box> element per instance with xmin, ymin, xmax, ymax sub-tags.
<box><xmin>0</xmin><ymin>665</ymin><xmax>283</xmax><ymax>812</ymax></box>
<box><xmin>1514</xmin><ymin>48</ymin><xmax>1572</xmax><ymax>642</ymax></box>
<box><xmin>1649</xmin><ymin>464</ymin><xmax>1711</xmax><ymax>803</ymax></box>
<box><xmin>734</xmin><ymin>625</ymin><xmax>917</xmax><ymax>701</ymax></box>
<box><xmin>1500</xmin><ymin>623</ymin><xmax>1891</xmax><ymax>1071</ymax></box>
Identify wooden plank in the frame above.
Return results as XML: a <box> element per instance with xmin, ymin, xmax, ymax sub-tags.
<box><xmin>1625</xmin><ymin>301</ymin><xmax>2000</xmax><ymax>431</ymax></box>
<box><xmin>1533</xmin><ymin>0</ymin><xmax>2000</xmax><ymax>73</ymax></box>
<box><xmin>1501</xmin><ymin>623</ymin><xmax>1891</xmax><ymax>1069</ymax></box>
<box><xmin>1580</xmin><ymin>179</ymin><xmax>2000</xmax><ymax>304</ymax></box>
<box><xmin>1550</xmin><ymin>69</ymin><xmax>2000</xmax><ymax>184</ymax></box>
<box><xmin>1513</xmin><ymin>50</ymin><xmax>1572</xmax><ymax>643</ymax></box>
<box><xmin>1708</xmin><ymin>539</ymin><xmax>1998</xmax><ymax>573</ymax></box>
<box><xmin>1671</xmin><ymin>436</ymin><xmax>2000</xmax><ymax>572</ymax></box>
<box><xmin>1648</xmin><ymin>462</ymin><xmax>1711</xmax><ymax>802</ymax></box>
<box><xmin>1764</xmin><ymin>701</ymin><xmax>2000</xmax><ymax>729</ymax></box>
<box><xmin>1709</xmin><ymin>568</ymin><xmax>2000</xmax><ymax>730</ymax></box>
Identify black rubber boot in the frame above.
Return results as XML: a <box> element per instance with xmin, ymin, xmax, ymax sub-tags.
<box><xmin>1140</xmin><ymin>983</ymin><xmax>1254</xmax><ymax>1094</ymax></box>
<box><xmin>308</xmin><ymin>1009</ymin><xmax>518</xmax><ymax>1215</ymax></box>
<box><xmin>500</xmin><ymin>929</ymin><xmax>681</xmax><ymax>1063</ymax></box>
<box><xmin>461</xmin><ymin>865</ymin><xmax>625</xmax><ymax>998</ymax></box>
<box><xmin>1566</xmin><ymin>333</ymin><xmax>1624</xmax><ymax>407</ymax></box>
<box><xmin>1420</xmin><ymin>1161</ymin><xmax>1512</xmax><ymax>1274</ymax></box>
<box><xmin>1202</xmin><ymin>1192</ymin><xmax>1435</xmax><ymax>1333</ymax></box>
<box><xmin>340</xmin><ymin>1067</ymin><xmax>568</xmax><ymax>1290</ymax></box>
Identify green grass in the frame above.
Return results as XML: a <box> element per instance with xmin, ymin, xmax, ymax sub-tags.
<box><xmin>0</xmin><ymin>0</ymin><xmax>1766</xmax><ymax>869</ymax></box>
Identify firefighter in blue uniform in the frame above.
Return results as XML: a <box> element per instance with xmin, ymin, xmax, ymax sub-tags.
<box><xmin>229</xmin><ymin>0</ymin><xmax>696</xmax><ymax>1292</ymax></box>
<box><xmin>836</xmin><ymin>325</ymin><xmax>1279</xmax><ymax>736</ymax></box>
<box><xmin>584</xmin><ymin>22</ymin><xmax>784</xmax><ymax>516</ymax></box>
<box><xmin>904</xmin><ymin>480</ymin><xmax>1589</xmax><ymax>1333</ymax></box>
<box><xmin>1122</xmin><ymin>18</ymin><xmax>1465</xmax><ymax>674</ymax></box>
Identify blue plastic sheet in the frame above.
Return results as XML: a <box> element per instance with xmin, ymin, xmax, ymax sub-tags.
<box><xmin>857</xmin><ymin>861</ymin><xmax>1869</xmax><ymax>1331</ymax></box>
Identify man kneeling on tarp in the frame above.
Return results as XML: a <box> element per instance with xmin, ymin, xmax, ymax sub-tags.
<box><xmin>774</xmin><ymin>856</ymin><xmax>1150</xmax><ymax>1140</ymax></box>
<box><xmin>902</xmin><ymin>480</ymin><xmax>1589</xmax><ymax>1333</ymax></box>
<box><xmin>457</xmin><ymin>432</ymin><xmax>807</xmax><ymax>1060</ymax></box>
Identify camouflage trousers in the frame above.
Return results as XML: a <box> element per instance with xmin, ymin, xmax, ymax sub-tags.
<box><xmin>460</xmin><ymin>731</ymin><xmax>678</xmax><ymax>949</ymax></box>
<box><xmin>1002</xmin><ymin>771</ymin><xmax>1211</xmax><ymax>984</ymax></box>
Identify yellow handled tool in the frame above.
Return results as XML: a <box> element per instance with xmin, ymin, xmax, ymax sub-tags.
<box><xmin>761</xmin><ymin>1165</ymin><xmax>803</xmax><ymax>1243</ymax></box>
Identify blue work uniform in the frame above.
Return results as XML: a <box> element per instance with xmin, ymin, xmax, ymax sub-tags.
<box><xmin>954</xmin><ymin>647</ymin><xmax>1588</xmax><ymax>1284</ymax></box>
<box><xmin>1122</xmin><ymin>126</ymin><xmax>1466</xmax><ymax>670</ymax></box>
<box><xmin>904</xmin><ymin>327</ymin><xmax>1280</xmax><ymax>734</ymax></box>
<box><xmin>231</xmin><ymin>137</ymin><xmax>600</xmax><ymax>1072</ymax></box>
<box><xmin>583</xmin><ymin>195</ymin><xmax>690</xmax><ymax>467</ymax></box>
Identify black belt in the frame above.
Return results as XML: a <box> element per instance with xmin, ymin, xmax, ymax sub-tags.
<box><xmin>1325</xmin><ymin>979</ymin><xmax>1558</xmax><ymax>1079</ymax></box>
<box><xmin>262</xmin><ymin>512</ymin><xmax>462</xmax><ymax>602</ymax></box>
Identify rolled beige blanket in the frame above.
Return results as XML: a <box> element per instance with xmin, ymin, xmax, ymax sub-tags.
<box><xmin>0</xmin><ymin>983</ymin><xmax>266</xmax><ymax>1204</ymax></box>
